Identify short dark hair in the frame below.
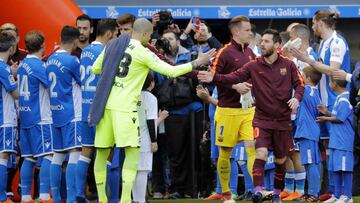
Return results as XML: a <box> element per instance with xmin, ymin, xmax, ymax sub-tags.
<box><xmin>303</xmin><ymin>66</ymin><xmax>322</xmax><ymax>85</ymax></box>
<box><xmin>314</xmin><ymin>10</ymin><xmax>339</xmax><ymax>29</ymax></box>
<box><xmin>116</xmin><ymin>13</ymin><xmax>136</xmax><ymax>26</ymax></box>
<box><xmin>263</xmin><ymin>29</ymin><xmax>282</xmax><ymax>44</ymax></box>
<box><xmin>0</xmin><ymin>32</ymin><xmax>16</xmax><ymax>52</ymax></box>
<box><xmin>228</xmin><ymin>16</ymin><xmax>250</xmax><ymax>30</ymax></box>
<box><xmin>331</xmin><ymin>77</ymin><xmax>348</xmax><ymax>88</ymax></box>
<box><xmin>142</xmin><ymin>72</ymin><xmax>154</xmax><ymax>90</ymax></box>
<box><xmin>76</xmin><ymin>14</ymin><xmax>93</xmax><ymax>27</ymax></box>
<box><xmin>162</xmin><ymin>30</ymin><xmax>179</xmax><ymax>40</ymax></box>
<box><xmin>96</xmin><ymin>19</ymin><xmax>118</xmax><ymax>37</ymax></box>
<box><xmin>61</xmin><ymin>26</ymin><xmax>80</xmax><ymax>44</ymax></box>
<box><xmin>25</xmin><ymin>30</ymin><xmax>45</xmax><ymax>54</ymax></box>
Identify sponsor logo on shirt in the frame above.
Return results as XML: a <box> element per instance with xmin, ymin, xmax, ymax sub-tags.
<box><xmin>82</xmin><ymin>98</ymin><xmax>93</xmax><ymax>104</ymax></box>
<box><xmin>114</xmin><ymin>82</ymin><xmax>124</xmax><ymax>88</ymax></box>
<box><xmin>50</xmin><ymin>105</ymin><xmax>65</xmax><ymax>111</ymax></box>
<box><xmin>19</xmin><ymin>106</ymin><xmax>31</xmax><ymax>112</ymax></box>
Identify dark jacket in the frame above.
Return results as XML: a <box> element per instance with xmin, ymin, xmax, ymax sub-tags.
<box><xmin>213</xmin><ymin>55</ymin><xmax>305</xmax><ymax>130</ymax></box>
<box><xmin>211</xmin><ymin>39</ymin><xmax>256</xmax><ymax>108</ymax></box>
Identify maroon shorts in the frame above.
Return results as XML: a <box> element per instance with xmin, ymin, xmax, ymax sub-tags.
<box><xmin>254</xmin><ymin>127</ymin><xmax>294</xmax><ymax>158</ymax></box>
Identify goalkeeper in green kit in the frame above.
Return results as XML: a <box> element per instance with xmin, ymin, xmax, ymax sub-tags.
<box><xmin>88</xmin><ymin>18</ymin><xmax>215</xmax><ymax>203</ymax></box>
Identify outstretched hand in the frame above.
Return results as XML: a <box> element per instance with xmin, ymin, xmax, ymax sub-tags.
<box><xmin>197</xmin><ymin>71</ymin><xmax>214</xmax><ymax>83</ymax></box>
<box><xmin>232</xmin><ymin>82</ymin><xmax>252</xmax><ymax>94</ymax></box>
<box><xmin>196</xmin><ymin>48</ymin><xmax>216</xmax><ymax>67</ymax></box>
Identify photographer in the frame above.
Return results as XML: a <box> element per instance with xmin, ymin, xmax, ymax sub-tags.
<box><xmin>151</xmin><ymin>11</ymin><xmax>193</xmax><ymax>49</ymax></box>
<box><xmin>153</xmin><ymin>29</ymin><xmax>204</xmax><ymax>199</ymax></box>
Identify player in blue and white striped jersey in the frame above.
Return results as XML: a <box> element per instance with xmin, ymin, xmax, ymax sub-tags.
<box><xmin>18</xmin><ymin>31</ymin><xmax>53</xmax><ymax>203</ymax></box>
<box><xmin>45</xmin><ymin>26</ymin><xmax>81</xmax><ymax>203</ymax></box>
<box><xmin>0</xmin><ymin>32</ymin><xmax>18</xmax><ymax>203</ymax></box>
<box><xmin>290</xmin><ymin>10</ymin><xmax>351</xmax><ymax>202</ymax></box>
<box><xmin>74</xmin><ymin>19</ymin><xmax>118</xmax><ymax>203</ymax></box>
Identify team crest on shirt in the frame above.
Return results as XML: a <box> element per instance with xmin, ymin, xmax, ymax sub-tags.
<box><xmin>45</xmin><ymin>142</ymin><xmax>51</xmax><ymax>149</ymax></box>
<box><xmin>218</xmin><ymin>135</ymin><xmax>224</xmax><ymax>142</ymax></box>
<box><xmin>280</xmin><ymin>67</ymin><xmax>287</xmax><ymax>76</ymax></box>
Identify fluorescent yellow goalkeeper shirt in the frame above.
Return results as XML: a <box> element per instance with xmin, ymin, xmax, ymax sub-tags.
<box><xmin>92</xmin><ymin>39</ymin><xmax>192</xmax><ymax>112</ymax></box>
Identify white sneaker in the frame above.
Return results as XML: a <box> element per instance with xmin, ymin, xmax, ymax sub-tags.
<box><xmin>335</xmin><ymin>195</ymin><xmax>353</xmax><ymax>203</ymax></box>
<box><xmin>153</xmin><ymin>192</ymin><xmax>164</xmax><ymax>199</ymax></box>
<box><xmin>324</xmin><ymin>195</ymin><xmax>338</xmax><ymax>203</ymax></box>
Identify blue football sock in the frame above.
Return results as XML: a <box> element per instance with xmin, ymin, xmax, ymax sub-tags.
<box><xmin>295</xmin><ymin>171</ymin><xmax>306</xmax><ymax>194</ymax></box>
<box><xmin>229</xmin><ymin>159</ymin><xmax>238</xmax><ymax>195</ymax></box>
<box><xmin>284</xmin><ymin>171</ymin><xmax>295</xmax><ymax>193</ymax></box>
<box><xmin>264</xmin><ymin>169</ymin><xmax>274</xmax><ymax>191</ymax></box>
<box><xmin>66</xmin><ymin>152</ymin><xmax>80</xmax><ymax>203</ymax></box>
<box><xmin>50</xmin><ymin>153</ymin><xmax>66</xmax><ymax>203</ymax></box>
<box><xmin>305</xmin><ymin>163</ymin><xmax>321</xmax><ymax>197</ymax></box>
<box><xmin>60</xmin><ymin>168</ymin><xmax>67</xmax><ymax>201</ymax></box>
<box><xmin>328</xmin><ymin>170</ymin><xmax>335</xmax><ymax>194</ymax></box>
<box><xmin>108</xmin><ymin>167</ymin><xmax>121</xmax><ymax>202</ymax></box>
<box><xmin>343</xmin><ymin>172</ymin><xmax>352</xmax><ymax>198</ymax></box>
<box><xmin>0</xmin><ymin>159</ymin><xmax>8</xmax><ymax>201</ymax></box>
<box><xmin>75</xmin><ymin>155</ymin><xmax>91</xmax><ymax>198</ymax></box>
<box><xmin>39</xmin><ymin>157</ymin><xmax>52</xmax><ymax>199</ymax></box>
<box><xmin>20</xmin><ymin>158</ymin><xmax>35</xmax><ymax>198</ymax></box>
<box><xmin>333</xmin><ymin>171</ymin><xmax>341</xmax><ymax>199</ymax></box>
<box><xmin>238</xmin><ymin>160</ymin><xmax>254</xmax><ymax>192</ymax></box>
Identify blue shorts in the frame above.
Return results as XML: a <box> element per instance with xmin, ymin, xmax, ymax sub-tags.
<box><xmin>20</xmin><ymin>124</ymin><xmax>54</xmax><ymax>157</ymax></box>
<box><xmin>298</xmin><ymin>139</ymin><xmax>322</xmax><ymax>165</ymax></box>
<box><xmin>328</xmin><ymin>149</ymin><xmax>353</xmax><ymax>172</ymax></box>
<box><xmin>0</xmin><ymin>126</ymin><xmax>18</xmax><ymax>153</ymax></box>
<box><xmin>111</xmin><ymin>147</ymin><xmax>125</xmax><ymax>169</ymax></box>
<box><xmin>7</xmin><ymin>154</ymin><xmax>17</xmax><ymax>169</ymax></box>
<box><xmin>265</xmin><ymin>151</ymin><xmax>275</xmax><ymax>170</ymax></box>
<box><xmin>53</xmin><ymin>121</ymin><xmax>81</xmax><ymax>152</ymax></box>
<box><xmin>80</xmin><ymin>121</ymin><xmax>95</xmax><ymax>147</ymax></box>
<box><xmin>319</xmin><ymin>122</ymin><xmax>330</xmax><ymax>139</ymax></box>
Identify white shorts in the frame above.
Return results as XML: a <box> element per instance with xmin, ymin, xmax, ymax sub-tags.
<box><xmin>137</xmin><ymin>152</ymin><xmax>153</xmax><ymax>171</ymax></box>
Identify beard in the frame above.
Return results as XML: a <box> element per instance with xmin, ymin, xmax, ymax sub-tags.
<box><xmin>261</xmin><ymin>47</ymin><xmax>275</xmax><ymax>57</ymax></box>
<box><xmin>79</xmin><ymin>35</ymin><xmax>89</xmax><ymax>43</ymax></box>
<box><xmin>313</xmin><ymin>29</ymin><xmax>321</xmax><ymax>38</ymax></box>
